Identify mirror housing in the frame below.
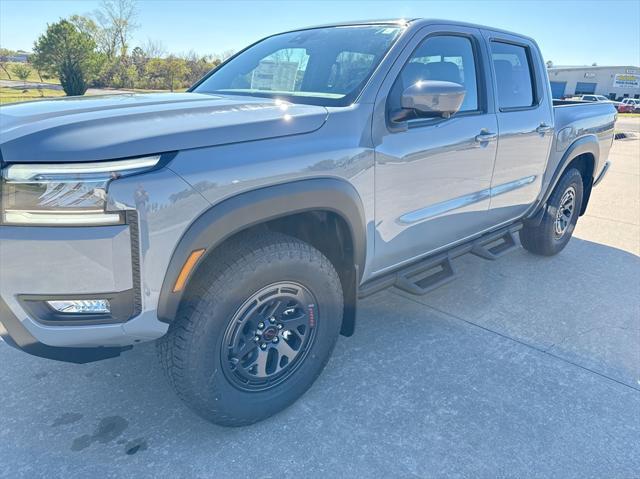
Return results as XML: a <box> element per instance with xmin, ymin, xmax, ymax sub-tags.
<box><xmin>401</xmin><ymin>80</ymin><xmax>466</xmax><ymax>119</ymax></box>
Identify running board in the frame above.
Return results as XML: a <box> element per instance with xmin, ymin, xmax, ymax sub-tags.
<box><xmin>359</xmin><ymin>223</ymin><xmax>522</xmax><ymax>298</ymax></box>
<box><xmin>395</xmin><ymin>254</ymin><xmax>456</xmax><ymax>295</ymax></box>
<box><xmin>470</xmin><ymin>227</ymin><xmax>520</xmax><ymax>260</ymax></box>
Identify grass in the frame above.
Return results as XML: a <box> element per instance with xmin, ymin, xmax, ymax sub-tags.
<box><xmin>0</xmin><ymin>87</ymin><xmax>65</xmax><ymax>105</ymax></box>
<box><xmin>0</xmin><ymin>62</ymin><xmax>59</xmax><ymax>84</ymax></box>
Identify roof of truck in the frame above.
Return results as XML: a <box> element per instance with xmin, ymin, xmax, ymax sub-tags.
<box><xmin>283</xmin><ymin>18</ymin><xmax>536</xmax><ymax>44</ymax></box>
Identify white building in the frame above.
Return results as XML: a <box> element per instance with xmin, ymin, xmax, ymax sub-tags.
<box><xmin>547</xmin><ymin>65</ymin><xmax>640</xmax><ymax>100</ymax></box>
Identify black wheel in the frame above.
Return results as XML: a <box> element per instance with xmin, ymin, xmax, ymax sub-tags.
<box><xmin>520</xmin><ymin>168</ymin><xmax>584</xmax><ymax>256</ymax></box>
<box><xmin>157</xmin><ymin>231</ymin><xmax>343</xmax><ymax>426</ymax></box>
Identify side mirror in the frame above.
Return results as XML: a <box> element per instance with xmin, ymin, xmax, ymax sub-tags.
<box><xmin>400</xmin><ymin>80</ymin><xmax>466</xmax><ymax>119</ymax></box>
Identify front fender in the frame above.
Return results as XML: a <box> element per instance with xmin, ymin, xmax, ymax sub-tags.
<box><xmin>157</xmin><ymin>177</ymin><xmax>366</xmax><ymax>323</ymax></box>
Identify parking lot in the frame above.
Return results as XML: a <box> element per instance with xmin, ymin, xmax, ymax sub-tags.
<box><xmin>1</xmin><ymin>118</ymin><xmax>638</xmax><ymax>478</ymax></box>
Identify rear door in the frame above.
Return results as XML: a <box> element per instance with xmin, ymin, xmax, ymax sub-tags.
<box><xmin>482</xmin><ymin>30</ymin><xmax>554</xmax><ymax>223</ymax></box>
<box><xmin>371</xmin><ymin>25</ymin><xmax>498</xmax><ymax>272</ymax></box>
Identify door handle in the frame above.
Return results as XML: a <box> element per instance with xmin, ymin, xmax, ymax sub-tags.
<box><xmin>475</xmin><ymin>131</ymin><xmax>497</xmax><ymax>143</ymax></box>
<box><xmin>536</xmin><ymin>123</ymin><xmax>553</xmax><ymax>134</ymax></box>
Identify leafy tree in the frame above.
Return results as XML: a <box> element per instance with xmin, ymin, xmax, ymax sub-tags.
<box><xmin>145</xmin><ymin>55</ymin><xmax>187</xmax><ymax>91</ymax></box>
<box><xmin>11</xmin><ymin>63</ymin><xmax>31</xmax><ymax>87</ymax></box>
<box><xmin>131</xmin><ymin>46</ymin><xmax>147</xmax><ymax>77</ymax></box>
<box><xmin>183</xmin><ymin>51</ymin><xmax>218</xmax><ymax>85</ymax></box>
<box><xmin>32</xmin><ymin>20</ymin><xmax>98</xmax><ymax>96</ymax></box>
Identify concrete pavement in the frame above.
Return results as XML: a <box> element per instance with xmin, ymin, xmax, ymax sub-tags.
<box><xmin>0</xmin><ymin>121</ymin><xmax>638</xmax><ymax>478</ymax></box>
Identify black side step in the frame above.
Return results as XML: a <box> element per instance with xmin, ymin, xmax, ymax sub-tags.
<box><xmin>470</xmin><ymin>225</ymin><xmax>521</xmax><ymax>261</ymax></box>
<box><xmin>358</xmin><ymin>254</ymin><xmax>455</xmax><ymax>297</ymax></box>
<box><xmin>395</xmin><ymin>254</ymin><xmax>456</xmax><ymax>295</ymax></box>
<box><xmin>359</xmin><ymin>222</ymin><xmax>523</xmax><ymax>299</ymax></box>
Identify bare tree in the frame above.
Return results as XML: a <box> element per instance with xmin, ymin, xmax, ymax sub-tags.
<box><xmin>0</xmin><ymin>47</ymin><xmax>14</xmax><ymax>79</ymax></box>
<box><xmin>142</xmin><ymin>38</ymin><xmax>166</xmax><ymax>60</ymax></box>
<box><xmin>94</xmin><ymin>0</ymin><xmax>138</xmax><ymax>59</ymax></box>
<box><xmin>216</xmin><ymin>49</ymin><xmax>236</xmax><ymax>63</ymax></box>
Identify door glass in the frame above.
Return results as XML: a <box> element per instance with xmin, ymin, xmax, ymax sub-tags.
<box><xmin>491</xmin><ymin>41</ymin><xmax>535</xmax><ymax>109</ymax></box>
<box><xmin>389</xmin><ymin>35</ymin><xmax>479</xmax><ymax>117</ymax></box>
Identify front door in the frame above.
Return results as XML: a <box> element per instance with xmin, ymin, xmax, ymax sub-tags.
<box><xmin>371</xmin><ymin>26</ymin><xmax>498</xmax><ymax>273</ymax></box>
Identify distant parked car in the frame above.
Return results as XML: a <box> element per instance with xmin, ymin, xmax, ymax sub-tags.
<box><xmin>621</xmin><ymin>98</ymin><xmax>640</xmax><ymax>112</ymax></box>
<box><xmin>580</xmin><ymin>94</ymin><xmax>610</xmax><ymax>102</ymax></box>
<box><xmin>580</xmin><ymin>94</ymin><xmax>630</xmax><ymax>113</ymax></box>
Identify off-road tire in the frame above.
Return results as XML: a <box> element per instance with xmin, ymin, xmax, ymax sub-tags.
<box><xmin>157</xmin><ymin>231</ymin><xmax>343</xmax><ymax>426</ymax></box>
<box><xmin>520</xmin><ymin>168</ymin><xmax>584</xmax><ymax>256</ymax></box>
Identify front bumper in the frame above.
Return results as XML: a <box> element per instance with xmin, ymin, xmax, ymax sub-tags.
<box><xmin>0</xmin><ymin>164</ymin><xmax>211</xmax><ymax>362</ymax></box>
<box><xmin>0</xmin><ymin>223</ymin><xmax>142</xmax><ymax>362</ymax></box>
<box><xmin>0</xmin><ymin>297</ymin><xmax>128</xmax><ymax>363</ymax></box>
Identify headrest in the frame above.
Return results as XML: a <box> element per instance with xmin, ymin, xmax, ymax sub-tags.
<box><xmin>425</xmin><ymin>61</ymin><xmax>462</xmax><ymax>84</ymax></box>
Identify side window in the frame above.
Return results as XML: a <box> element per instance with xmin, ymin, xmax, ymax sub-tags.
<box><xmin>390</xmin><ymin>35</ymin><xmax>479</xmax><ymax>117</ymax></box>
<box><xmin>491</xmin><ymin>41</ymin><xmax>535</xmax><ymax>109</ymax></box>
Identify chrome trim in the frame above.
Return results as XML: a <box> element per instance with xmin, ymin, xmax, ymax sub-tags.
<box><xmin>593</xmin><ymin>161</ymin><xmax>610</xmax><ymax>187</ymax></box>
<box><xmin>399</xmin><ymin>190</ymin><xmax>490</xmax><ymax>225</ymax></box>
<box><xmin>489</xmin><ymin>175</ymin><xmax>536</xmax><ymax>197</ymax></box>
<box><xmin>398</xmin><ymin>175</ymin><xmax>536</xmax><ymax>225</ymax></box>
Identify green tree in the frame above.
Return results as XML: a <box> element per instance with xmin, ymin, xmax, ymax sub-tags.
<box><xmin>183</xmin><ymin>51</ymin><xmax>218</xmax><ymax>85</ymax></box>
<box><xmin>131</xmin><ymin>46</ymin><xmax>147</xmax><ymax>76</ymax></box>
<box><xmin>145</xmin><ymin>56</ymin><xmax>187</xmax><ymax>91</ymax></box>
<box><xmin>32</xmin><ymin>20</ymin><xmax>98</xmax><ymax>96</ymax></box>
<box><xmin>11</xmin><ymin>63</ymin><xmax>31</xmax><ymax>87</ymax></box>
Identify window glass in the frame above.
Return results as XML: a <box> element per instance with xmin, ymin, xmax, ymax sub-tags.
<box><xmin>491</xmin><ymin>41</ymin><xmax>535</xmax><ymax>109</ymax></box>
<box><xmin>194</xmin><ymin>25</ymin><xmax>402</xmax><ymax>106</ymax></box>
<box><xmin>327</xmin><ymin>51</ymin><xmax>376</xmax><ymax>93</ymax></box>
<box><xmin>390</xmin><ymin>35</ymin><xmax>479</xmax><ymax>116</ymax></box>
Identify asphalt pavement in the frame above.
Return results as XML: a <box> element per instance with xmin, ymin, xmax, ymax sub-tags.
<box><xmin>0</xmin><ymin>118</ymin><xmax>638</xmax><ymax>478</ymax></box>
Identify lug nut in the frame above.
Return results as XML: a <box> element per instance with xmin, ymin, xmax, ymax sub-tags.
<box><xmin>273</xmin><ymin>337</ymin><xmax>279</xmax><ymax>343</ymax></box>
<box><xmin>258</xmin><ymin>322</ymin><xmax>265</xmax><ymax>329</ymax></box>
<box><xmin>260</xmin><ymin>343</ymin><xmax>267</xmax><ymax>350</ymax></box>
<box><xmin>277</xmin><ymin>324</ymin><xmax>283</xmax><ymax>330</ymax></box>
<box><xmin>254</xmin><ymin>336</ymin><xmax>260</xmax><ymax>341</ymax></box>
<box><xmin>269</xmin><ymin>317</ymin><xmax>276</xmax><ymax>323</ymax></box>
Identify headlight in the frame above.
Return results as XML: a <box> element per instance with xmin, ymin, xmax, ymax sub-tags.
<box><xmin>1</xmin><ymin>155</ymin><xmax>160</xmax><ymax>226</ymax></box>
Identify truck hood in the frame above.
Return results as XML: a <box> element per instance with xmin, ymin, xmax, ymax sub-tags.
<box><xmin>0</xmin><ymin>92</ymin><xmax>328</xmax><ymax>163</ymax></box>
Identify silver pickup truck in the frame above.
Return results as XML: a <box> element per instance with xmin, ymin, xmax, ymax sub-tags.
<box><xmin>0</xmin><ymin>19</ymin><xmax>615</xmax><ymax>425</ymax></box>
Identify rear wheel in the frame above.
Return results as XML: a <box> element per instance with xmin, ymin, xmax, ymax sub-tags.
<box><xmin>157</xmin><ymin>231</ymin><xmax>343</xmax><ymax>426</ymax></box>
<box><xmin>520</xmin><ymin>167</ymin><xmax>584</xmax><ymax>256</ymax></box>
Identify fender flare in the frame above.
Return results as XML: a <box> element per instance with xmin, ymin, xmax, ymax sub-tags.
<box><xmin>527</xmin><ymin>135</ymin><xmax>599</xmax><ymax>223</ymax></box>
<box><xmin>157</xmin><ymin>177</ymin><xmax>367</xmax><ymax>324</ymax></box>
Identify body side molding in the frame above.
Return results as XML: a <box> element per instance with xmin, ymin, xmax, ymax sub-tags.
<box><xmin>399</xmin><ymin>175</ymin><xmax>536</xmax><ymax>225</ymax></box>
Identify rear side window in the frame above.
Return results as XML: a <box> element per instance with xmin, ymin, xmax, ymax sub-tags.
<box><xmin>491</xmin><ymin>41</ymin><xmax>535</xmax><ymax>109</ymax></box>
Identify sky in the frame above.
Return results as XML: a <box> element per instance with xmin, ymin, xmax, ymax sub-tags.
<box><xmin>1</xmin><ymin>0</ymin><xmax>639</xmax><ymax>66</ymax></box>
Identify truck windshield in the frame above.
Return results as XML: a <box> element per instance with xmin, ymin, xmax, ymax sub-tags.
<box><xmin>192</xmin><ymin>25</ymin><xmax>403</xmax><ymax>106</ymax></box>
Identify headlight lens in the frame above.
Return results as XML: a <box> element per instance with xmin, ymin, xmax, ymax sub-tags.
<box><xmin>1</xmin><ymin>156</ymin><xmax>160</xmax><ymax>226</ymax></box>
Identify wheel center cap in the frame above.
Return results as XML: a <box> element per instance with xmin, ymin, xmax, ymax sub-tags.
<box><xmin>262</xmin><ymin>327</ymin><xmax>277</xmax><ymax>341</ymax></box>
